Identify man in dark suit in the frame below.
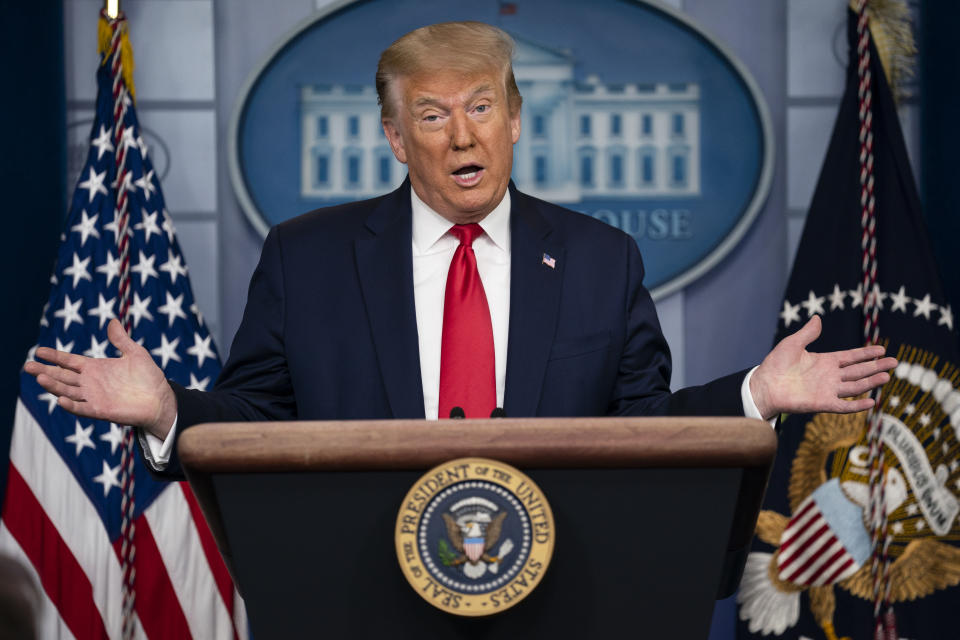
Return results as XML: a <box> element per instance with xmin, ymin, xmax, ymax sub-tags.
<box><xmin>26</xmin><ymin>22</ymin><xmax>895</xmax><ymax>479</ymax></box>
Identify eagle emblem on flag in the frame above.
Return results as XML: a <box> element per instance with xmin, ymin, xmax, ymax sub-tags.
<box><xmin>738</xmin><ymin>348</ymin><xmax>960</xmax><ymax>640</ymax></box>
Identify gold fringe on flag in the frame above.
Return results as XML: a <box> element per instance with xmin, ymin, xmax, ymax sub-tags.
<box><xmin>850</xmin><ymin>0</ymin><xmax>916</xmax><ymax>101</ymax></box>
<box><xmin>97</xmin><ymin>14</ymin><xmax>137</xmax><ymax>102</ymax></box>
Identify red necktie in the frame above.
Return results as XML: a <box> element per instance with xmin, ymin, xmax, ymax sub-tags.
<box><xmin>438</xmin><ymin>224</ymin><xmax>496</xmax><ymax>419</ymax></box>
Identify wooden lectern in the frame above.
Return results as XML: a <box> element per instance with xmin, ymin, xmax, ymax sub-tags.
<box><xmin>179</xmin><ymin>417</ymin><xmax>775</xmax><ymax>639</ymax></box>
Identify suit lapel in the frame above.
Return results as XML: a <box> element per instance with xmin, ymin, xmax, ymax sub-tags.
<box><xmin>354</xmin><ymin>181</ymin><xmax>426</xmax><ymax>419</ymax></box>
<box><xmin>504</xmin><ymin>188</ymin><xmax>565</xmax><ymax>417</ymax></box>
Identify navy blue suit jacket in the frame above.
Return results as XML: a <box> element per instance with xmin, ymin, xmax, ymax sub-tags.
<box><xmin>158</xmin><ymin>181</ymin><xmax>745</xmax><ymax>477</ymax></box>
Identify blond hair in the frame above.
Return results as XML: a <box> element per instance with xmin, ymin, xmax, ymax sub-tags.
<box><xmin>376</xmin><ymin>21</ymin><xmax>523</xmax><ymax>120</ymax></box>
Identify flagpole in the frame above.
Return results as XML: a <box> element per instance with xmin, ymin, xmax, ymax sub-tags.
<box><xmin>104</xmin><ymin>0</ymin><xmax>119</xmax><ymax>19</ymax></box>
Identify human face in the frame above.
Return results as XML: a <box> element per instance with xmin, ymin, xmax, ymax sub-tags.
<box><xmin>382</xmin><ymin>69</ymin><xmax>521</xmax><ymax>224</ymax></box>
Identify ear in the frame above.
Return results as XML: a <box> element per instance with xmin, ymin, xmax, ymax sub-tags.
<box><xmin>510</xmin><ymin>110</ymin><xmax>521</xmax><ymax>145</ymax></box>
<box><xmin>382</xmin><ymin>119</ymin><xmax>408</xmax><ymax>165</ymax></box>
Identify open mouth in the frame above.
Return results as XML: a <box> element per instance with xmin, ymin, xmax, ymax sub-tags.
<box><xmin>451</xmin><ymin>164</ymin><xmax>484</xmax><ymax>186</ymax></box>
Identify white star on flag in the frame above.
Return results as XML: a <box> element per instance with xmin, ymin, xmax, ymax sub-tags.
<box><xmin>55</xmin><ymin>338</ymin><xmax>74</xmax><ymax>354</ymax></box>
<box><xmin>135</xmin><ymin>208</ymin><xmax>162</xmax><ymax>242</ymax></box>
<box><xmin>190</xmin><ymin>302</ymin><xmax>205</xmax><ymax>326</ymax></box>
<box><xmin>65</xmin><ymin>421</ymin><xmax>96</xmax><ymax>456</ymax></box>
<box><xmin>95</xmin><ymin>251</ymin><xmax>121</xmax><ymax>287</ymax></box>
<box><xmin>780</xmin><ymin>300</ymin><xmax>801</xmax><ymax>327</ymax></box>
<box><xmin>87</xmin><ymin>293</ymin><xmax>116</xmax><ymax>329</ymax></box>
<box><xmin>828</xmin><ymin>284</ymin><xmax>846</xmax><ymax>310</ymax></box>
<box><xmin>134</xmin><ymin>168</ymin><xmax>157</xmax><ymax>200</ymax></box>
<box><xmin>92</xmin><ymin>460</ymin><xmax>122</xmax><ymax>497</ymax></box>
<box><xmin>83</xmin><ymin>335</ymin><xmax>109</xmax><ymax>359</ymax></box>
<box><xmin>889</xmin><ymin>285</ymin><xmax>910</xmax><ymax>312</ymax></box>
<box><xmin>63</xmin><ymin>252</ymin><xmax>92</xmax><ymax>288</ymax></box>
<box><xmin>187</xmin><ymin>332</ymin><xmax>216</xmax><ymax>368</ymax></box>
<box><xmin>913</xmin><ymin>294</ymin><xmax>936</xmax><ymax>320</ymax></box>
<box><xmin>150</xmin><ymin>333</ymin><xmax>182</xmax><ymax>368</ymax></box>
<box><xmin>938</xmin><ymin>305</ymin><xmax>953</xmax><ymax>330</ymax></box>
<box><xmin>70</xmin><ymin>210</ymin><xmax>100</xmax><ymax>247</ymax></box>
<box><xmin>801</xmin><ymin>290</ymin><xmax>825</xmax><ymax>317</ymax></box>
<box><xmin>37</xmin><ymin>392</ymin><xmax>58</xmax><ymax>414</ymax></box>
<box><xmin>100</xmin><ymin>423</ymin><xmax>125</xmax><ymax>455</ymax></box>
<box><xmin>158</xmin><ymin>292</ymin><xmax>187</xmax><ymax>326</ymax></box>
<box><xmin>187</xmin><ymin>373</ymin><xmax>211</xmax><ymax>391</ymax></box>
<box><xmin>119</xmin><ymin>125</ymin><xmax>138</xmax><ymax>152</ymax></box>
<box><xmin>849</xmin><ymin>283</ymin><xmax>864</xmax><ymax>308</ymax></box>
<box><xmin>159</xmin><ymin>250</ymin><xmax>188</xmax><ymax>283</ymax></box>
<box><xmin>128</xmin><ymin>292</ymin><xmax>154</xmax><ymax>328</ymax></box>
<box><xmin>54</xmin><ymin>295</ymin><xmax>83</xmax><ymax>330</ymax></box>
<box><xmin>78</xmin><ymin>167</ymin><xmax>108</xmax><ymax>203</ymax></box>
<box><xmin>102</xmin><ymin>210</ymin><xmax>130</xmax><ymax>241</ymax></box>
<box><xmin>131</xmin><ymin>250</ymin><xmax>158</xmax><ymax>285</ymax></box>
<box><xmin>90</xmin><ymin>124</ymin><xmax>114</xmax><ymax>160</ymax></box>
<box><xmin>136</xmin><ymin>133</ymin><xmax>149</xmax><ymax>159</ymax></box>
<box><xmin>161</xmin><ymin>210</ymin><xmax>176</xmax><ymax>242</ymax></box>
<box><xmin>868</xmin><ymin>284</ymin><xmax>887</xmax><ymax>310</ymax></box>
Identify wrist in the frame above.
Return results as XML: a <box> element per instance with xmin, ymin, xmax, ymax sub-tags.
<box><xmin>149</xmin><ymin>382</ymin><xmax>178</xmax><ymax>440</ymax></box>
<box><xmin>750</xmin><ymin>365</ymin><xmax>776</xmax><ymax>422</ymax></box>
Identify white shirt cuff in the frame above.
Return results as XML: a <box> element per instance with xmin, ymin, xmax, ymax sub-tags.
<box><xmin>741</xmin><ymin>366</ymin><xmax>776</xmax><ymax>428</ymax></box>
<box><xmin>142</xmin><ymin>416</ymin><xmax>178</xmax><ymax>470</ymax></box>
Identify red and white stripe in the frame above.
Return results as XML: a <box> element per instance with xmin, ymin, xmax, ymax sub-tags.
<box><xmin>777</xmin><ymin>499</ymin><xmax>860</xmax><ymax>587</ymax></box>
<box><xmin>0</xmin><ymin>399</ymin><xmax>246</xmax><ymax>639</ymax></box>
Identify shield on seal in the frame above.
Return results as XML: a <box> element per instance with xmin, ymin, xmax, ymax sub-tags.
<box><xmin>464</xmin><ymin>537</ymin><xmax>485</xmax><ymax>564</ymax></box>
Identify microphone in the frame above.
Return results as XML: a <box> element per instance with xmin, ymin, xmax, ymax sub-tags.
<box><xmin>490</xmin><ymin>407</ymin><xmax>506</xmax><ymax>418</ymax></box>
<box><xmin>449</xmin><ymin>406</ymin><xmax>465</xmax><ymax>419</ymax></box>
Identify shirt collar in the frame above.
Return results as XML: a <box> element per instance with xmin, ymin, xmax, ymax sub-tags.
<box><xmin>411</xmin><ymin>186</ymin><xmax>511</xmax><ymax>254</ymax></box>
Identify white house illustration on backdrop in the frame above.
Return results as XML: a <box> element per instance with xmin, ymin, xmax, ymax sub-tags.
<box><xmin>299</xmin><ymin>35</ymin><xmax>701</xmax><ymax>201</ymax></box>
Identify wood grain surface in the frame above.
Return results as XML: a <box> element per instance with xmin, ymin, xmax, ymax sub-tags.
<box><xmin>178</xmin><ymin>417</ymin><xmax>776</xmax><ymax>472</ymax></box>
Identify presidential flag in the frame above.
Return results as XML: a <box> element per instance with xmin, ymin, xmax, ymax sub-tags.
<box><xmin>737</xmin><ymin>5</ymin><xmax>960</xmax><ymax>640</ymax></box>
<box><xmin>0</xmin><ymin>11</ymin><xmax>246</xmax><ymax>639</ymax></box>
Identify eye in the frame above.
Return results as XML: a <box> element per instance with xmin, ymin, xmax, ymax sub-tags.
<box><xmin>475</xmin><ymin>105</ymin><xmax>489</xmax><ymax>113</ymax></box>
<box><xmin>424</xmin><ymin>114</ymin><xmax>439</xmax><ymax>122</ymax></box>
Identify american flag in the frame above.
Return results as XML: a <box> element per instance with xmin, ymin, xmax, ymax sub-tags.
<box><xmin>0</xmin><ymin>11</ymin><xmax>247</xmax><ymax>639</ymax></box>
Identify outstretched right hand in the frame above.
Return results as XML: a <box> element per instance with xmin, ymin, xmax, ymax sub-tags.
<box><xmin>24</xmin><ymin>318</ymin><xmax>177</xmax><ymax>440</ymax></box>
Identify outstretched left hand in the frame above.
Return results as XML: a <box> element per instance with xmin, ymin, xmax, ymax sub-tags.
<box><xmin>750</xmin><ymin>315</ymin><xmax>897</xmax><ymax>421</ymax></box>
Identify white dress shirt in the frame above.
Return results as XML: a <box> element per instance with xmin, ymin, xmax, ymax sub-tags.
<box><xmin>411</xmin><ymin>187</ymin><xmax>511</xmax><ymax>419</ymax></box>
<box><xmin>144</xmin><ymin>188</ymin><xmax>768</xmax><ymax>467</ymax></box>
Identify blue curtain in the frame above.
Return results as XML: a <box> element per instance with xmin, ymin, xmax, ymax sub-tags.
<box><xmin>0</xmin><ymin>1</ymin><xmax>65</xmax><ymax>511</ymax></box>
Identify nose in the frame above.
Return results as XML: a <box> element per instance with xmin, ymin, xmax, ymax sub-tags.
<box><xmin>449</xmin><ymin>111</ymin><xmax>475</xmax><ymax>150</ymax></box>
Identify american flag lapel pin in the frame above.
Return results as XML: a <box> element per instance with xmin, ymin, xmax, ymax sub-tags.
<box><xmin>541</xmin><ymin>253</ymin><xmax>556</xmax><ymax>269</ymax></box>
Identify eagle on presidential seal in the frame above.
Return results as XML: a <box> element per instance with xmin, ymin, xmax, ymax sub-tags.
<box><xmin>438</xmin><ymin>496</ymin><xmax>515</xmax><ymax>579</ymax></box>
<box><xmin>738</xmin><ymin>347</ymin><xmax>960</xmax><ymax>640</ymax></box>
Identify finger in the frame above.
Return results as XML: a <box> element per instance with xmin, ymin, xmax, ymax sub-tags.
<box><xmin>35</xmin><ymin>373</ymin><xmax>87</xmax><ymax>401</ymax></box>
<box><xmin>790</xmin><ymin>314</ymin><xmax>822</xmax><ymax>349</ymax></box>
<box><xmin>25</xmin><ymin>362</ymin><xmax>81</xmax><ymax>387</ymax></box>
<box><xmin>840</xmin><ymin>357</ymin><xmax>898</xmax><ymax>382</ymax></box>
<box><xmin>837</xmin><ymin>344</ymin><xmax>887</xmax><ymax>367</ymax></box>
<box><xmin>33</xmin><ymin>347</ymin><xmax>86</xmax><ymax>373</ymax></box>
<box><xmin>829</xmin><ymin>396</ymin><xmax>875</xmax><ymax>414</ymax></box>
<box><xmin>837</xmin><ymin>371</ymin><xmax>890</xmax><ymax>397</ymax></box>
<box><xmin>58</xmin><ymin>396</ymin><xmax>96</xmax><ymax>419</ymax></box>
<box><xmin>107</xmin><ymin>318</ymin><xmax>137</xmax><ymax>355</ymax></box>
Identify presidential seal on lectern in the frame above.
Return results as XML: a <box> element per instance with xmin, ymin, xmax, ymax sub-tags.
<box><xmin>395</xmin><ymin>458</ymin><xmax>555</xmax><ymax>616</ymax></box>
